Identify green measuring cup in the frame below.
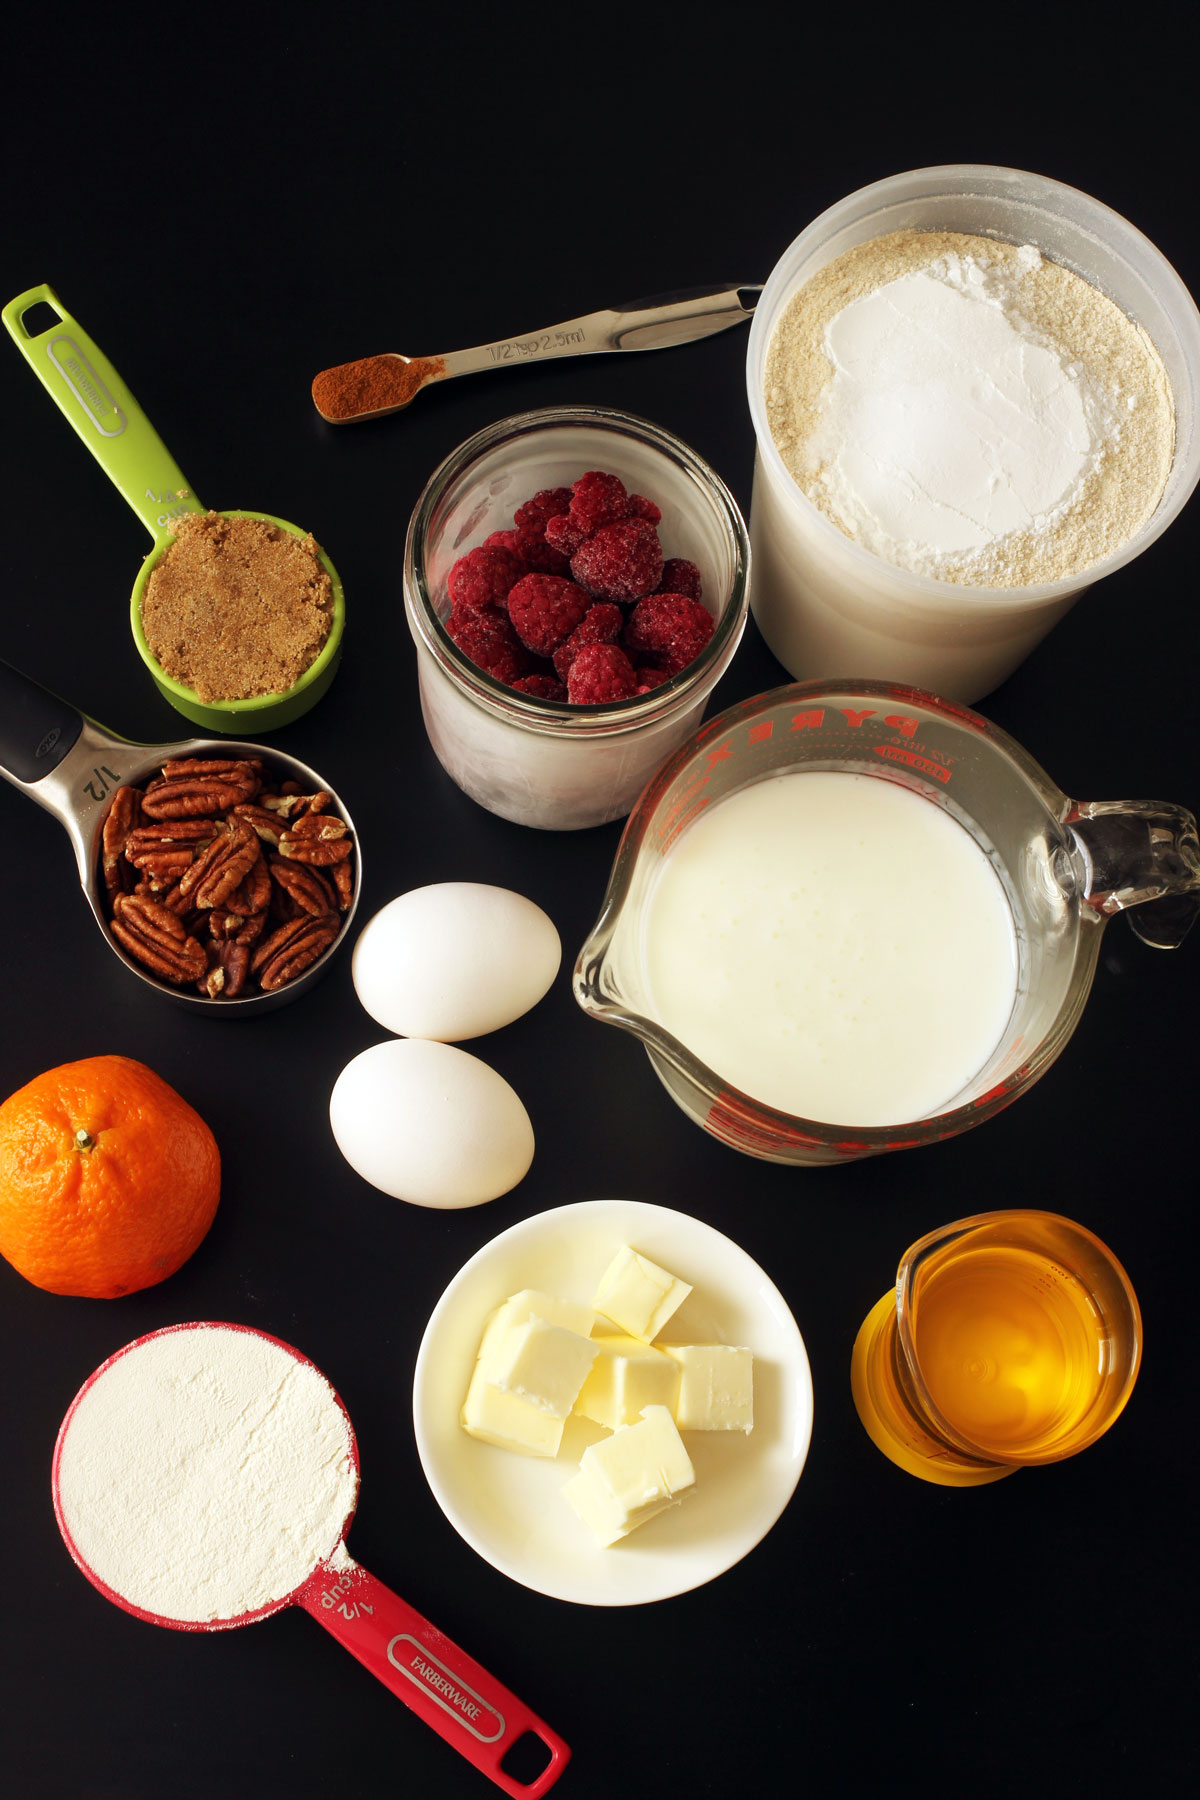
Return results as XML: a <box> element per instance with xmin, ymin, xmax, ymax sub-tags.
<box><xmin>3</xmin><ymin>284</ymin><xmax>345</xmax><ymax>734</ymax></box>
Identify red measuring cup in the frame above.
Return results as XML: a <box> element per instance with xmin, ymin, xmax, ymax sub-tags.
<box><xmin>51</xmin><ymin>1322</ymin><xmax>569</xmax><ymax>1797</ymax></box>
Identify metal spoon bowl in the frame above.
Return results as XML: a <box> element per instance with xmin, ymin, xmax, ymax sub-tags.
<box><xmin>0</xmin><ymin>659</ymin><xmax>360</xmax><ymax>1013</ymax></box>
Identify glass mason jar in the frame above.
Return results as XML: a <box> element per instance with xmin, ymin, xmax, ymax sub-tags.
<box><xmin>403</xmin><ymin>407</ymin><xmax>750</xmax><ymax>830</ymax></box>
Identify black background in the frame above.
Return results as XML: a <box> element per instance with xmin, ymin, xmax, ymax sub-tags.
<box><xmin>2</xmin><ymin>12</ymin><xmax>1197</xmax><ymax>1799</ymax></box>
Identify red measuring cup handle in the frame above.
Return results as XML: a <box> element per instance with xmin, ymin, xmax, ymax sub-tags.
<box><xmin>296</xmin><ymin>1556</ymin><xmax>570</xmax><ymax>1797</ymax></box>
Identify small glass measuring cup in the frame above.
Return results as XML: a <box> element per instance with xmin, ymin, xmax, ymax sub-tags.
<box><xmin>0</xmin><ymin>657</ymin><xmax>360</xmax><ymax>1012</ymax></box>
<box><xmin>3</xmin><ymin>284</ymin><xmax>344</xmax><ymax>733</ymax></box>
<box><xmin>850</xmin><ymin>1210</ymin><xmax>1141</xmax><ymax>1486</ymax></box>
<box><xmin>53</xmin><ymin>1323</ymin><xmax>569</xmax><ymax>1797</ymax></box>
<box><xmin>573</xmin><ymin>680</ymin><xmax>1200</xmax><ymax>1165</ymax></box>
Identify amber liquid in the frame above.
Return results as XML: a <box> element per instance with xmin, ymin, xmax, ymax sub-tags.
<box><xmin>910</xmin><ymin>1244</ymin><xmax>1107</xmax><ymax>1460</ymax></box>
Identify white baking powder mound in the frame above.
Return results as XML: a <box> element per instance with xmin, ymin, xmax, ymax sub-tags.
<box><xmin>55</xmin><ymin>1325</ymin><xmax>359</xmax><ymax>1624</ymax></box>
<box><xmin>810</xmin><ymin>252</ymin><xmax>1105</xmax><ymax>563</ymax></box>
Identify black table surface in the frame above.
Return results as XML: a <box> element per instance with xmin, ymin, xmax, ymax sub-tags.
<box><xmin>2</xmin><ymin>19</ymin><xmax>1197</xmax><ymax>1800</ymax></box>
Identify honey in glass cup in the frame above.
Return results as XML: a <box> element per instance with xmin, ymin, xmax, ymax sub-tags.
<box><xmin>850</xmin><ymin>1210</ymin><xmax>1141</xmax><ymax>1486</ymax></box>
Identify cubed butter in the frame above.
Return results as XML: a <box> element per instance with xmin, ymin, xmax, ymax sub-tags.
<box><xmin>488</xmin><ymin>1316</ymin><xmax>598</xmax><ymax>1418</ymax></box>
<box><xmin>476</xmin><ymin>1289</ymin><xmax>597</xmax><ymax>1368</ymax></box>
<box><xmin>592</xmin><ymin>1246</ymin><xmax>692</xmax><ymax>1343</ymax></box>
<box><xmin>574</xmin><ymin>1334</ymin><xmax>680</xmax><ymax>1430</ymax></box>
<box><xmin>460</xmin><ymin>1360</ymin><xmax>565</xmax><ymax>1457</ymax></box>
<box><xmin>563</xmin><ymin>1405</ymin><xmax>695</xmax><ymax>1546</ymax></box>
<box><xmin>665</xmin><ymin>1344</ymin><xmax>754</xmax><ymax>1432</ymax></box>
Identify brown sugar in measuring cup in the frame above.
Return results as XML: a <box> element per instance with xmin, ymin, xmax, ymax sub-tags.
<box><xmin>140</xmin><ymin>511</ymin><xmax>335</xmax><ymax>703</ymax></box>
<box><xmin>3</xmin><ymin>285</ymin><xmax>345</xmax><ymax>734</ymax></box>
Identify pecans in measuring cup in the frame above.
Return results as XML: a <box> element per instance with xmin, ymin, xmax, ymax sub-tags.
<box><xmin>99</xmin><ymin>757</ymin><xmax>356</xmax><ymax>999</ymax></box>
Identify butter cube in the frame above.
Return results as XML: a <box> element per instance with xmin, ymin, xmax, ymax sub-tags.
<box><xmin>476</xmin><ymin>1289</ymin><xmax>597</xmax><ymax>1368</ymax></box>
<box><xmin>563</xmin><ymin>1405</ymin><xmax>695</xmax><ymax>1546</ymax></box>
<box><xmin>488</xmin><ymin>1317</ymin><xmax>598</xmax><ymax>1418</ymax></box>
<box><xmin>592</xmin><ymin>1246</ymin><xmax>692</xmax><ymax>1343</ymax></box>
<box><xmin>574</xmin><ymin>1334</ymin><xmax>680</xmax><ymax>1430</ymax></box>
<box><xmin>665</xmin><ymin>1345</ymin><xmax>754</xmax><ymax>1432</ymax></box>
<box><xmin>460</xmin><ymin>1360</ymin><xmax>564</xmax><ymax>1457</ymax></box>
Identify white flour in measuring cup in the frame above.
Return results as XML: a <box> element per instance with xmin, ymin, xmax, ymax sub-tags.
<box><xmin>55</xmin><ymin>1325</ymin><xmax>358</xmax><ymax>1624</ymax></box>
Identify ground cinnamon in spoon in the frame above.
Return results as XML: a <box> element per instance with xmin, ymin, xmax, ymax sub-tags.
<box><xmin>311</xmin><ymin>353</ymin><xmax>446</xmax><ymax>421</ymax></box>
<box><xmin>141</xmin><ymin>511</ymin><xmax>334</xmax><ymax>702</ymax></box>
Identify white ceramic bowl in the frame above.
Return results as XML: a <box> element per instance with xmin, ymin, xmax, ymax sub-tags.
<box><xmin>413</xmin><ymin>1199</ymin><xmax>813</xmax><ymax>1606</ymax></box>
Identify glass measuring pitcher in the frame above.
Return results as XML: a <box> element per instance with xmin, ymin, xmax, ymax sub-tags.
<box><xmin>850</xmin><ymin>1210</ymin><xmax>1141</xmax><ymax>1486</ymax></box>
<box><xmin>573</xmin><ymin>681</ymin><xmax>1200</xmax><ymax>1166</ymax></box>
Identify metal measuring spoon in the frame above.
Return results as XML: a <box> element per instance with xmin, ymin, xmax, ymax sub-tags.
<box><xmin>3</xmin><ymin>285</ymin><xmax>345</xmax><ymax>735</ymax></box>
<box><xmin>53</xmin><ymin>1322</ymin><xmax>569</xmax><ymax>1797</ymax></box>
<box><xmin>0</xmin><ymin>659</ymin><xmax>360</xmax><ymax>1012</ymax></box>
<box><xmin>311</xmin><ymin>283</ymin><xmax>762</xmax><ymax>422</ymax></box>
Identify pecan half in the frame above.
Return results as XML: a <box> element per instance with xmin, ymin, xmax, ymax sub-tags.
<box><xmin>331</xmin><ymin>857</ymin><xmax>355</xmax><ymax>912</ymax></box>
<box><xmin>278</xmin><ymin>813</ymin><xmax>351</xmax><ymax>865</ymax></box>
<box><xmin>268</xmin><ymin>856</ymin><xmax>337</xmax><ymax>917</ymax></box>
<box><xmin>199</xmin><ymin>938</ymin><xmax>251</xmax><ymax>999</ymax></box>
<box><xmin>232</xmin><ymin>803</ymin><xmax>288</xmax><ymax>846</ymax></box>
<box><xmin>111</xmin><ymin>894</ymin><xmax>207</xmax><ymax>985</ymax></box>
<box><xmin>142</xmin><ymin>759</ymin><xmax>262</xmax><ymax>819</ymax></box>
<box><xmin>250</xmin><ymin>915</ymin><xmax>339</xmax><ymax>990</ymax></box>
<box><xmin>124</xmin><ymin>820</ymin><xmax>217</xmax><ymax>889</ymax></box>
<box><xmin>234</xmin><ymin>852</ymin><xmax>272</xmax><ymax>915</ymax></box>
<box><xmin>261</xmin><ymin>789</ymin><xmax>332</xmax><ymax>820</ymax></box>
<box><xmin>178</xmin><ymin>818</ymin><xmax>260</xmax><ymax>909</ymax></box>
<box><xmin>101</xmin><ymin>787</ymin><xmax>144</xmax><ymax>895</ymax></box>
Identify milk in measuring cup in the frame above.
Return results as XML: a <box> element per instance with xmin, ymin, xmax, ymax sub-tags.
<box><xmin>642</xmin><ymin>770</ymin><xmax>1018</xmax><ymax>1127</ymax></box>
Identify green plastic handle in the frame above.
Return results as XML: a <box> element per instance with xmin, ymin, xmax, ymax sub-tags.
<box><xmin>3</xmin><ymin>283</ymin><xmax>206</xmax><ymax>542</ymax></box>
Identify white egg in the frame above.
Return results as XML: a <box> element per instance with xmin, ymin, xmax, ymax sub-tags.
<box><xmin>329</xmin><ymin>1039</ymin><xmax>534</xmax><ymax>1208</ymax></box>
<box><xmin>351</xmin><ymin>883</ymin><xmax>561</xmax><ymax>1041</ymax></box>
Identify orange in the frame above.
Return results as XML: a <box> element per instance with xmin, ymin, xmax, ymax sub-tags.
<box><xmin>0</xmin><ymin>1055</ymin><xmax>220</xmax><ymax>1299</ymax></box>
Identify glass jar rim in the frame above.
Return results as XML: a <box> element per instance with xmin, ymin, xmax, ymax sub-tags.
<box><xmin>403</xmin><ymin>405</ymin><xmax>750</xmax><ymax>739</ymax></box>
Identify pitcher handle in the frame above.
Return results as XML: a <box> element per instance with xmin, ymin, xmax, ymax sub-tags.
<box><xmin>1067</xmin><ymin>799</ymin><xmax>1200</xmax><ymax>949</ymax></box>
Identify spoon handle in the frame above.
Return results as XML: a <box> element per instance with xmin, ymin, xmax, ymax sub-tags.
<box><xmin>312</xmin><ymin>284</ymin><xmax>762</xmax><ymax>421</ymax></box>
<box><xmin>3</xmin><ymin>284</ymin><xmax>205</xmax><ymax>541</ymax></box>
<box><xmin>298</xmin><ymin>1557</ymin><xmax>570</xmax><ymax>1796</ymax></box>
<box><xmin>439</xmin><ymin>282</ymin><xmax>762</xmax><ymax>378</ymax></box>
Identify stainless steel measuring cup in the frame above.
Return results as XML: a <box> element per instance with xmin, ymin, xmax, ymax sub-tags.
<box><xmin>574</xmin><ymin>680</ymin><xmax>1200</xmax><ymax>1165</ymax></box>
<box><xmin>53</xmin><ymin>1322</ymin><xmax>570</xmax><ymax>1797</ymax></box>
<box><xmin>0</xmin><ymin>658</ymin><xmax>360</xmax><ymax>1012</ymax></box>
<box><xmin>3</xmin><ymin>284</ymin><xmax>344</xmax><ymax>733</ymax></box>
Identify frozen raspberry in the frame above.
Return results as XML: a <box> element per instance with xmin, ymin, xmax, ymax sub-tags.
<box><xmin>571</xmin><ymin>517</ymin><xmax>663</xmax><ymax>602</ymax></box>
<box><xmin>657</xmin><ymin>558</ymin><xmax>702</xmax><ymax>601</ymax></box>
<box><xmin>552</xmin><ymin>602</ymin><xmax>624</xmax><ymax>681</ymax></box>
<box><xmin>627</xmin><ymin>493</ymin><xmax>662</xmax><ymax>524</ymax></box>
<box><xmin>511</xmin><ymin>672</ymin><xmax>569</xmax><ymax>701</ymax></box>
<box><xmin>445</xmin><ymin>606</ymin><xmax>531</xmax><ymax>684</ymax></box>
<box><xmin>568</xmin><ymin>470</ymin><xmax>630</xmax><ymax>534</ymax></box>
<box><xmin>634</xmin><ymin>665</ymin><xmax>671</xmax><ymax>693</ymax></box>
<box><xmin>514</xmin><ymin>488</ymin><xmax>572</xmax><ymax>530</ymax></box>
<box><xmin>447</xmin><ymin>544</ymin><xmax>524</xmax><ymax>615</ymax></box>
<box><xmin>487</xmin><ymin>523</ymin><xmax>568</xmax><ymax>576</ymax></box>
<box><xmin>483</xmin><ymin>527</ymin><xmax>525</xmax><ymax>558</ymax></box>
<box><xmin>506</xmin><ymin>573</ymin><xmax>591</xmax><ymax>656</ymax></box>
<box><xmin>545</xmin><ymin>511</ymin><xmax>590</xmax><ymax>556</ymax></box>
<box><xmin>624</xmin><ymin>593</ymin><xmax>714</xmax><ymax>673</ymax></box>
<box><xmin>566</xmin><ymin>642</ymin><xmax>639</xmax><ymax>705</ymax></box>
